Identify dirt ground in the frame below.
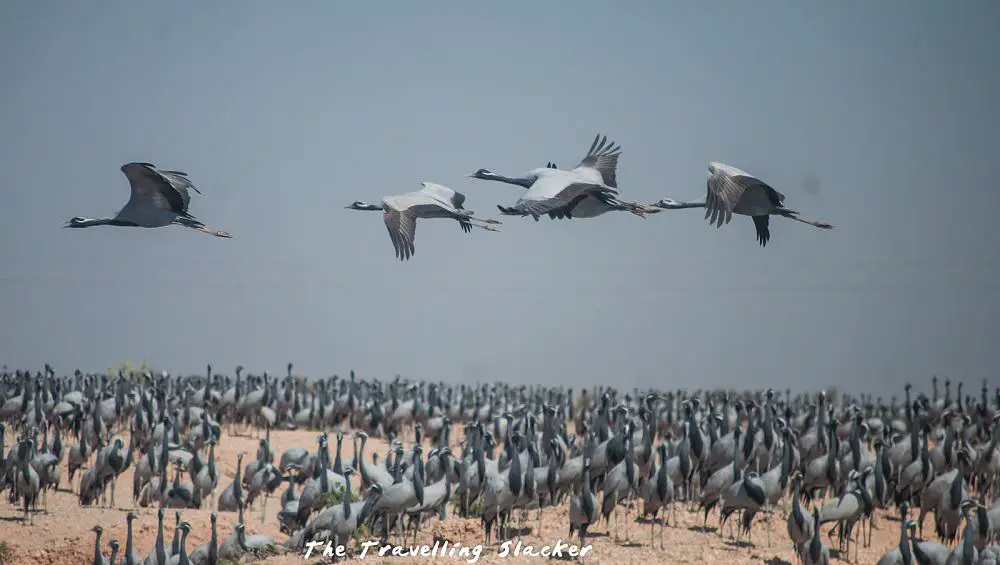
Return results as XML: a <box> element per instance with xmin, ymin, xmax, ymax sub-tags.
<box><xmin>0</xmin><ymin>426</ymin><xmax>906</xmax><ymax>564</ymax></box>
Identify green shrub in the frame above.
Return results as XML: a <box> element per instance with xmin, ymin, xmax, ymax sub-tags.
<box><xmin>0</xmin><ymin>541</ymin><xmax>14</xmax><ymax>565</ymax></box>
<box><xmin>321</xmin><ymin>484</ymin><xmax>348</xmax><ymax>507</ymax></box>
<box><xmin>107</xmin><ymin>359</ymin><xmax>152</xmax><ymax>381</ymax></box>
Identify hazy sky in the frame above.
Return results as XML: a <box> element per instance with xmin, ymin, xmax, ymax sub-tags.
<box><xmin>1</xmin><ymin>1</ymin><xmax>997</xmax><ymax>396</ymax></box>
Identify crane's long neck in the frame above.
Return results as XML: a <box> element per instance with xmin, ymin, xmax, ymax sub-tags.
<box><xmin>660</xmin><ymin>199</ymin><xmax>705</xmax><ymax>209</ymax></box>
<box><xmin>71</xmin><ymin>217</ymin><xmax>117</xmax><ymax>227</ymax></box>
<box><xmin>155</xmin><ymin>513</ymin><xmax>165</xmax><ymax>554</ymax></box>
<box><xmin>478</xmin><ymin>172</ymin><xmax>533</xmax><ymax>188</ymax></box>
<box><xmin>126</xmin><ymin>518</ymin><xmax>134</xmax><ymax>557</ymax></box>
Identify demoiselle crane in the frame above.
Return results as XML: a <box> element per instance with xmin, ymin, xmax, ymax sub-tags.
<box><xmin>469</xmin><ymin>134</ymin><xmax>652</xmax><ymax>220</ymax></box>
<box><xmin>647</xmin><ymin>162</ymin><xmax>833</xmax><ymax>246</ymax></box>
<box><xmin>63</xmin><ymin>162</ymin><xmax>232</xmax><ymax>238</ymax></box>
<box><xmin>346</xmin><ymin>182</ymin><xmax>501</xmax><ymax>261</ymax></box>
<box><xmin>91</xmin><ymin>525</ymin><xmax>109</xmax><ymax>565</ymax></box>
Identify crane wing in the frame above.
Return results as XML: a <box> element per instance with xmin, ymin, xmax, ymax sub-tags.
<box><xmin>572</xmin><ymin>134</ymin><xmax>622</xmax><ymax>188</ymax></box>
<box><xmin>383</xmin><ymin>207</ymin><xmax>417</xmax><ymax>261</ymax></box>
<box><xmin>418</xmin><ymin>182</ymin><xmax>465</xmax><ymax>210</ymax></box>
<box><xmin>120</xmin><ymin>162</ymin><xmax>201</xmax><ymax>216</ymax></box>
<box><xmin>705</xmin><ymin>169</ymin><xmax>749</xmax><ymax>227</ymax></box>
<box><xmin>511</xmin><ymin>180</ymin><xmax>617</xmax><ymax>220</ymax></box>
<box><xmin>706</xmin><ymin>165</ymin><xmax>788</xmax><ymax>228</ymax></box>
<box><xmin>521</xmin><ymin>170</ymin><xmax>619</xmax><ymax>200</ymax></box>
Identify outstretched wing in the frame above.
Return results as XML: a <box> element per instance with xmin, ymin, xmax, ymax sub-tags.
<box><xmin>705</xmin><ymin>168</ymin><xmax>749</xmax><ymax>227</ymax></box>
<box><xmin>418</xmin><ymin>182</ymin><xmax>465</xmax><ymax>211</ymax></box>
<box><xmin>511</xmin><ymin>181</ymin><xmax>617</xmax><ymax>220</ymax></box>
<box><xmin>120</xmin><ymin>162</ymin><xmax>201</xmax><ymax>216</ymax></box>
<box><xmin>706</xmin><ymin>165</ymin><xmax>786</xmax><ymax>228</ymax></box>
<box><xmin>383</xmin><ymin>207</ymin><xmax>417</xmax><ymax>261</ymax></box>
<box><xmin>572</xmin><ymin>134</ymin><xmax>622</xmax><ymax>188</ymax></box>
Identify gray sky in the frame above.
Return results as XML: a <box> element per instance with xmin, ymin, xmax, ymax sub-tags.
<box><xmin>1</xmin><ymin>1</ymin><xmax>997</xmax><ymax>396</ymax></box>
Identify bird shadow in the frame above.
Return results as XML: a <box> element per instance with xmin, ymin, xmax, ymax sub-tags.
<box><xmin>688</xmin><ymin>525</ymin><xmax>717</xmax><ymax>534</ymax></box>
<box><xmin>634</xmin><ymin>516</ymin><xmax>671</xmax><ymax>525</ymax></box>
<box><xmin>764</xmin><ymin>558</ymin><xmax>792</xmax><ymax>565</ymax></box>
<box><xmin>618</xmin><ymin>541</ymin><xmax>644</xmax><ymax>548</ymax></box>
<box><xmin>0</xmin><ymin>515</ymin><xmax>26</xmax><ymax>523</ymax></box>
<box><xmin>724</xmin><ymin>539</ymin><xmax>754</xmax><ymax>549</ymax></box>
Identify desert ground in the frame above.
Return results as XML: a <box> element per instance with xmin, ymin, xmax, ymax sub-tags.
<box><xmin>0</xmin><ymin>424</ymin><xmax>904</xmax><ymax>565</ymax></box>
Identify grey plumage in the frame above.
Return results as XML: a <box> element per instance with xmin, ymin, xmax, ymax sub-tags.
<box><xmin>470</xmin><ymin>134</ymin><xmax>648</xmax><ymax>219</ymax></box>
<box><xmin>801</xmin><ymin>506</ymin><xmax>830</xmax><ymax>565</ymax></box>
<box><xmin>346</xmin><ymin>182</ymin><xmax>500</xmax><ymax>261</ymax></box>
<box><xmin>63</xmin><ymin>162</ymin><xmax>232</xmax><ymax>238</ymax></box>
<box><xmin>648</xmin><ymin>161</ymin><xmax>834</xmax><ymax>246</ymax></box>
<box><xmin>789</xmin><ymin>472</ymin><xmax>815</xmax><ymax>563</ymax></box>
<box><xmin>91</xmin><ymin>525</ymin><xmax>109</xmax><ymax>565</ymax></box>
<box><xmin>568</xmin><ymin>459</ymin><xmax>598</xmax><ymax>546</ymax></box>
<box><xmin>143</xmin><ymin>508</ymin><xmax>168</xmax><ymax>565</ymax></box>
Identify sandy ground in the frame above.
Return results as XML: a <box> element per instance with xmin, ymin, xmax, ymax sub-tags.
<box><xmin>0</xmin><ymin>426</ymin><xmax>906</xmax><ymax>565</ymax></box>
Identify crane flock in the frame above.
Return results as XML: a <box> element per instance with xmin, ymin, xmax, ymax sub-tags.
<box><xmin>2</xmin><ymin>368</ymin><xmax>1000</xmax><ymax>564</ymax></box>
<box><xmin>63</xmin><ymin>134</ymin><xmax>834</xmax><ymax>259</ymax></box>
<box><xmin>23</xmin><ymin>129</ymin><xmax>993</xmax><ymax>565</ymax></box>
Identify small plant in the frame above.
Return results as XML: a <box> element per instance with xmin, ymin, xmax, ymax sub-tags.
<box><xmin>352</xmin><ymin>522</ymin><xmax>373</xmax><ymax>552</ymax></box>
<box><xmin>451</xmin><ymin>493</ymin><xmax>484</xmax><ymax>516</ymax></box>
<box><xmin>320</xmin><ymin>484</ymin><xmax>348</xmax><ymax>507</ymax></box>
<box><xmin>107</xmin><ymin>359</ymin><xmax>152</xmax><ymax>381</ymax></box>
<box><xmin>0</xmin><ymin>541</ymin><xmax>14</xmax><ymax>565</ymax></box>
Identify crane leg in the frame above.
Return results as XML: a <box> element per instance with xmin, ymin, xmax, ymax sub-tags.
<box><xmin>855</xmin><ymin>522</ymin><xmax>861</xmax><ymax>563</ymax></box>
<box><xmin>536</xmin><ymin>496</ymin><xmax>542</xmax><ymax>535</ymax></box>
<box><xmin>766</xmin><ymin>508</ymin><xmax>772</xmax><ymax>548</ymax></box>
<box><xmin>649</xmin><ymin>509</ymin><xmax>655</xmax><ymax>547</ymax></box>
<box><xmin>660</xmin><ymin>507</ymin><xmax>666</xmax><ymax>549</ymax></box>
<box><xmin>625</xmin><ymin>496</ymin><xmax>632</xmax><ymax>542</ymax></box>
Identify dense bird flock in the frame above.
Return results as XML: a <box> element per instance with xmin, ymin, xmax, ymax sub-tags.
<box><xmin>1</xmin><ymin>367</ymin><xmax>1000</xmax><ymax>565</ymax></box>
<box><xmin>14</xmin><ymin>133</ymin><xmax>989</xmax><ymax>564</ymax></box>
<box><xmin>62</xmin><ymin>134</ymin><xmax>834</xmax><ymax>258</ymax></box>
